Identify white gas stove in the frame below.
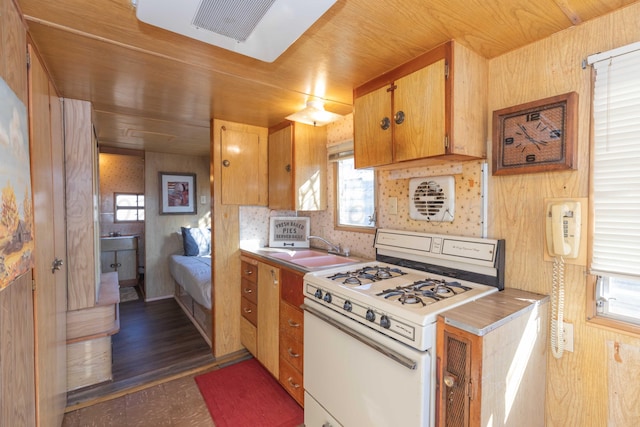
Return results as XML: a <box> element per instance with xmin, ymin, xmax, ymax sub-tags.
<box><xmin>303</xmin><ymin>229</ymin><xmax>505</xmax><ymax>427</ymax></box>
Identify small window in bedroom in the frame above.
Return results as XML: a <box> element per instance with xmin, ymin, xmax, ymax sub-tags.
<box><xmin>115</xmin><ymin>193</ymin><xmax>144</xmax><ymax>222</ymax></box>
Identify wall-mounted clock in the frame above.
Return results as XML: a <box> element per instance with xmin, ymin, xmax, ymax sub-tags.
<box><xmin>492</xmin><ymin>92</ymin><xmax>578</xmax><ymax>175</ymax></box>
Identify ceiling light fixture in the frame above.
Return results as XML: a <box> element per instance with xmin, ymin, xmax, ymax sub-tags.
<box><xmin>285</xmin><ymin>99</ymin><xmax>342</xmax><ymax>127</ymax></box>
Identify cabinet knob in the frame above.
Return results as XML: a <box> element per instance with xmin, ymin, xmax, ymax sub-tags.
<box><xmin>222</xmin><ymin>159</ymin><xmax>230</xmax><ymax>167</ymax></box>
<box><xmin>287</xmin><ymin>319</ymin><xmax>300</xmax><ymax>328</ymax></box>
<box><xmin>394</xmin><ymin>110</ymin><xmax>405</xmax><ymax>125</ymax></box>
<box><xmin>244</xmin><ymin>269</ymin><xmax>253</xmax><ymax>275</ymax></box>
<box><xmin>243</xmin><ymin>307</ymin><xmax>252</xmax><ymax>314</ymax></box>
<box><xmin>287</xmin><ymin>348</ymin><xmax>300</xmax><ymax>358</ymax></box>
<box><xmin>285</xmin><ymin>164</ymin><xmax>291</xmax><ymax>172</ymax></box>
<box><xmin>287</xmin><ymin>377</ymin><xmax>301</xmax><ymax>389</ymax></box>
<box><xmin>444</xmin><ymin>373</ymin><xmax>458</xmax><ymax>388</ymax></box>
<box><xmin>243</xmin><ymin>288</ymin><xmax>253</xmax><ymax>294</ymax></box>
<box><xmin>380</xmin><ymin>117</ymin><xmax>391</xmax><ymax>130</ymax></box>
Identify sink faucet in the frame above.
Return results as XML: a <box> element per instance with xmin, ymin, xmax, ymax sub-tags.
<box><xmin>307</xmin><ymin>235</ymin><xmax>349</xmax><ymax>257</ymax></box>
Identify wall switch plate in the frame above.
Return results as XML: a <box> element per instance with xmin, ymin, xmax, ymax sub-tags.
<box><xmin>388</xmin><ymin>197</ymin><xmax>398</xmax><ymax>215</ymax></box>
<box><xmin>200</xmin><ymin>195</ymin><xmax>207</xmax><ymax>205</ymax></box>
<box><xmin>563</xmin><ymin>321</ymin><xmax>574</xmax><ymax>352</ymax></box>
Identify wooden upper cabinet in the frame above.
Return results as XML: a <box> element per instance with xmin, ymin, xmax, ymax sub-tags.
<box><xmin>353</xmin><ymin>40</ymin><xmax>487</xmax><ymax>169</ymax></box>
<box><xmin>219</xmin><ymin>124</ymin><xmax>268</xmax><ymax>206</ymax></box>
<box><xmin>268</xmin><ymin>121</ymin><xmax>327</xmax><ymax>211</ymax></box>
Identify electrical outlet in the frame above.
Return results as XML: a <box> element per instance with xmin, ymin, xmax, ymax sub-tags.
<box><xmin>563</xmin><ymin>321</ymin><xmax>574</xmax><ymax>352</ymax></box>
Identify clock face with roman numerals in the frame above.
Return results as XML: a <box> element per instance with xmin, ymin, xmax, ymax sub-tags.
<box><xmin>492</xmin><ymin>92</ymin><xmax>578</xmax><ymax>175</ymax></box>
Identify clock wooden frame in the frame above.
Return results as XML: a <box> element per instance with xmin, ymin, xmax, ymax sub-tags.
<box><xmin>492</xmin><ymin>92</ymin><xmax>578</xmax><ymax>176</ymax></box>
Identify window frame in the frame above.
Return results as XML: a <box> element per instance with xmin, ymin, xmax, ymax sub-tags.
<box><xmin>586</xmin><ymin>42</ymin><xmax>640</xmax><ymax>336</ymax></box>
<box><xmin>114</xmin><ymin>192</ymin><xmax>145</xmax><ymax>223</ymax></box>
<box><xmin>332</xmin><ymin>155</ymin><xmax>377</xmax><ymax>234</ymax></box>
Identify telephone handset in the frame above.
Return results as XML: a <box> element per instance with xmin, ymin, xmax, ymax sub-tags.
<box><xmin>545</xmin><ymin>201</ymin><xmax>581</xmax><ymax>259</ymax></box>
<box><xmin>545</xmin><ymin>201</ymin><xmax>581</xmax><ymax>359</ymax></box>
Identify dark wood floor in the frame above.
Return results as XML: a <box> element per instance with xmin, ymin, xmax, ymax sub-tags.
<box><xmin>66</xmin><ymin>287</ymin><xmax>218</xmax><ymax>408</ymax></box>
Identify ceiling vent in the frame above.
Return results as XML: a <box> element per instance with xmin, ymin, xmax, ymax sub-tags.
<box><xmin>409</xmin><ymin>176</ymin><xmax>455</xmax><ymax>222</ymax></box>
<box><xmin>135</xmin><ymin>0</ymin><xmax>338</xmax><ymax>62</ymax></box>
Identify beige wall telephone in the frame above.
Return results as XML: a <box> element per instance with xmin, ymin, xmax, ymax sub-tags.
<box><xmin>545</xmin><ymin>201</ymin><xmax>581</xmax><ymax>259</ymax></box>
<box><xmin>545</xmin><ymin>200</ymin><xmax>581</xmax><ymax>359</ymax></box>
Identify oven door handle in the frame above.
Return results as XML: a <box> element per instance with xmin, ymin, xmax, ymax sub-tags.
<box><xmin>302</xmin><ymin>303</ymin><xmax>417</xmax><ymax>370</ymax></box>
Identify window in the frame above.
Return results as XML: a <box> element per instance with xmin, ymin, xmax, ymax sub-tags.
<box><xmin>588</xmin><ymin>42</ymin><xmax>640</xmax><ymax>328</ymax></box>
<box><xmin>115</xmin><ymin>193</ymin><xmax>144</xmax><ymax>222</ymax></box>
<box><xmin>330</xmin><ymin>141</ymin><xmax>376</xmax><ymax>231</ymax></box>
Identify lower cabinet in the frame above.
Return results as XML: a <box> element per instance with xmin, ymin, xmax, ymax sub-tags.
<box><xmin>100</xmin><ymin>236</ymin><xmax>138</xmax><ymax>286</ymax></box>
<box><xmin>240</xmin><ymin>254</ymin><xmax>305</xmax><ymax>407</ymax></box>
<box><xmin>278</xmin><ymin>268</ymin><xmax>305</xmax><ymax>405</ymax></box>
<box><xmin>436</xmin><ymin>290</ymin><xmax>548</xmax><ymax>427</ymax></box>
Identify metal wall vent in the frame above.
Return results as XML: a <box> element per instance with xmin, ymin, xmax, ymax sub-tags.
<box><xmin>135</xmin><ymin>0</ymin><xmax>338</xmax><ymax>62</ymax></box>
<box><xmin>409</xmin><ymin>176</ymin><xmax>455</xmax><ymax>222</ymax></box>
<box><xmin>191</xmin><ymin>0</ymin><xmax>276</xmax><ymax>42</ymax></box>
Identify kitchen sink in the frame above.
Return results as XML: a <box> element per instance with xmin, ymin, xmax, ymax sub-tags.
<box><xmin>286</xmin><ymin>254</ymin><xmax>357</xmax><ymax>268</ymax></box>
<box><xmin>268</xmin><ymin>249</ymin><xmax>328</xmax><ymax>260</ymax></box>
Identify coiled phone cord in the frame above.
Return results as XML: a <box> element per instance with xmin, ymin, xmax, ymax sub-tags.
<box><xmin>551</xmin><ymin>256</ymin><xmax>565</xmax><ymax>359</ymax></box>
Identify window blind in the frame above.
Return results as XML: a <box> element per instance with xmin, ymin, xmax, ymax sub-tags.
<box><xmin>588</xmin><ymin>43</ymin><xmax>640</xmax><ymax>279</ymax></box>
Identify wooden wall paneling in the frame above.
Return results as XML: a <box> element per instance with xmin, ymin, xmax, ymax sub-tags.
<box><xmin>28</xmin><ymin>43</ymin><xmax>67</xmax><ymax>427</ymax></box>
<box><xmin>1</xmin><ymin>0</ymin><xmax>27</xmax><ymax>102</ymax></box>
<box><xmin>487</xmin><ymin>4</ymin><xmax>640</xmax><ymax>426</ymax></box>
<box><xmin>64</xmin><ymin>98</ymin><xmax>98</xmax><ymax>310</ymax></box>
<box><xmin>0</xmin><ymin>274</ymin><xmax>36</xmax><ymax>426</ymax></box>
<box><xmin>212</xmin><ymin>119</ymin><xmax>266</xmax><ymax>357</ymax></box>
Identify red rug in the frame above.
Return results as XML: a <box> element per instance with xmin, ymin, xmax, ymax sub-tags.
<box><xmin>195</xmin><ymin>358</ymin><xmax>303</xmax><ymax>427</ymax></box>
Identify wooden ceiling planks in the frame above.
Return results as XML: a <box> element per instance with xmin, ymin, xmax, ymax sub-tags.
<box><xmin>17</xmin><ymin>0</ymin><xmax>637</xmax><ymax>155</ymax></box>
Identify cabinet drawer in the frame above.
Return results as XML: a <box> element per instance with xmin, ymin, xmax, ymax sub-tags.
<box><xmin>241</xmin><ymin>261</ymin><xmax>258</xmax><ymax>283</ymax></box>
<box><xmin>280</xmin><ymin>302</ymin><xmax>303</xmax><ymax>341</ymax></box>
<box><xmin>280</xmin><ymin>268</ymin><xmax>304</xmax><ymax>307</ymax></box>
<box><xmin>279</xmin><ymin>357</ymin><xmax>304</xmax><ymax>407</ymax></box>
<box><xmin>279</xmin><ymin>332</ymin><xmax>303</xmax><ymax>372</ymax></box>
<box><xmin>240</xmin><ymin>297</ymin><xmax>257</xmax><ymax>326</ymax></box>
<box><xmin>241</xmin><ymin>278</ymin><xmax>258</xmax><ymax>304</ymax></box>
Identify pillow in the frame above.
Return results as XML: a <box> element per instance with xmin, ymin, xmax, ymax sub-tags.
<box><xmin>181</xmin><ymin>227</ymin><xmax>211</xmax><ymax>256</ymax></box>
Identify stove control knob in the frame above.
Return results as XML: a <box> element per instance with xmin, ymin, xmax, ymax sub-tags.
<box><xmin>314</xmin><ymin>289</ymin><xmax>323</xmax><ymax>299</ymax></box>
<box><xmin>323</xmin><ymin>293</ymin><xmax>333</xmax><ymax>304</ymax></box>
<box><xmin>366</xmin><ymin>309</ymin><xmax>376</xmax><ymax>322</ymax></box>
<box><xmin>380</xmin><ymin>315</ymin><xmax>391</xmax><ymax>329</ymax></box>
<box><xmin>343</xmin><ymin>300</ymin><xmax>353</xmax><ymax>312</ymax></box>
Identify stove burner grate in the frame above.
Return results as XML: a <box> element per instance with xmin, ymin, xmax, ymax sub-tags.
<box><xmin>376</xmin><ymin>278</ymin><xmax>471</xmax><ymax>305</ymax></box>
<box><xmin>327</xmin><ymin>265</ymin><xmax>407</xmax><ymax>285</ymax></box>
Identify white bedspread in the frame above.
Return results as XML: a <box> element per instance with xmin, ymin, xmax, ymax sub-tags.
<box><xmin>169</xmin><ymin>254</ymin><xmax>211</xmax><ymax>309</ymax></box>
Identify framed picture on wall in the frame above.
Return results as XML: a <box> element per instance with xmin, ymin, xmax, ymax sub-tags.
<box><xmin>0</xmin><ymin>77</ymin><xmax>34</xmax><ymax>289</ymax></box>
<box><xmin>159</xmin><ymin>172</ymin><xmax>197</xmax><ymax>215</ymax></box>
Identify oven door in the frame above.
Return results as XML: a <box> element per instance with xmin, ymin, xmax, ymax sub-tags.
<box><xmin>303</xmin><ymin>300</ymin><xmax>433</xmax><ymax>427</ymax></box>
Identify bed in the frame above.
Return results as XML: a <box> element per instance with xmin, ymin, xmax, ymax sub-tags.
<box><xmin>169</xmin><ymin>227</ymin><xmax>213</xmax><ymax>346</ymax></box>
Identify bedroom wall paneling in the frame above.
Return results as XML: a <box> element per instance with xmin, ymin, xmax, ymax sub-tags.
<box><xmin>0</xmin><ymin>0</ymin><xmax>34</xmax><ymax>424</ymax></box>
<box><xmin>487</xmin><ymin>4</ymin><xmax>640</xmax><ymax>426</ymax></box>
<box><xmin>211</xmin><ymin>119</ymin><xmax>265</xmax><ymax>357</ymax></box>
<box><xmin>143</xmin><ymin>151</ymin><xmax>211</xmax><ymax>301</ymax></box>
<box><xmin>28</xmin><ymin>42</ymin><xmax>68</xmax><ymax>426</ymax></box>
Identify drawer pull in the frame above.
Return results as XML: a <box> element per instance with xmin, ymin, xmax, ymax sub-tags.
<box><xmin>287</xmin><ymin>348</ymin><xmax>300</xmax><ymax>358</ymax></box>
<box><xmin>243</xmin><ymin>308</ymin><xmax>252</xmax><ymax>314</ymax></box>
<box><xmin>243</xmin><ymin>288</ymin><xmax>253</xmax><ymax>294</ymax></box>
<box><xmin>287</xmin><ymin>377</ymin><xmax>301</xmax><ymax>389</ymax></box>
<box><xmin>244</xmin><ymin>269</ymin><xmax>253</xmax><ymax>275</ymax></box>
<box><xmin>287</xmin><ymin>319</ymin><xmax>300</xmax><ymax>328</ymax></box>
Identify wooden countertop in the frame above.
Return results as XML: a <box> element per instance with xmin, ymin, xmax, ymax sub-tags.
<box><xmin>439</xmin><ymin>288</ymin><xmax>549</xmax><ymax>336</ymax></box>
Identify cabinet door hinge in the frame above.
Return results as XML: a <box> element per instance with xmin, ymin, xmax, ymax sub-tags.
<box><xmin>26</xmin><ymin>49</ymin><xmax>31</xmax><ymax>69</ymax></box>
<box><xmin>32</xmin><ymin>278</ymin><xmax>36</xmax><ymax>291</ymax></box>
<box><xmin>444</xmin><ymin>134</ymin><xmax>450</xmax><ymax>149</ymax></box>
<box><xmin>444</xmin><ymin>62</ymin><xmax>450</xmax><ymax>79</ymax></box>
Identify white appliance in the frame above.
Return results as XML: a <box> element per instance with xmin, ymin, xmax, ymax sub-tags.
<box><xmin>303</xmin><ymin>229</ymin><xmax>505</xmax><ymax>427</ymax></box>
